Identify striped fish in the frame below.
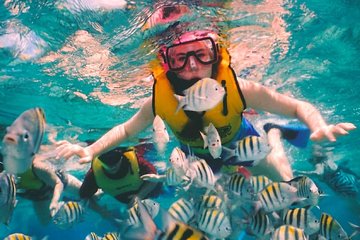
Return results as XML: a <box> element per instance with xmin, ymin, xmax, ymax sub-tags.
<box><xmin>166</xmin><ymin>167</ymin><xmax>190</xmax><ymax>187</ymax></box>
<box><xmin>152</xmin><ymin>115</ymin><xmax>170</xmax><ymax>155</ymax></box>
<box><xmin>326</xmin><ymin>169</ymin><xmax>358</xmax><ymax>197</ymax></box>
<box><xmin>174</xmin><ymin>77</ymin><xmax>225</xmax><ymax>113</ymax></box>
<box><xmin>168</xmin><ymin>198</ymin><xmax>195</xmax><ymax>223</ymax></box>
<box><xmin>196</xmin><ymin>194</ymin><xmax>227</xmax><ymax>213</ymax></box>
<box><xmin>222</xmin><ymin>136</ymin><xmax>271</xmax><ymax>166</ymax></box>
<box><xmin>102</xmin><ymin>232</ymin><xmax>120</xmax><ymax>240</ymax></box>
<box><xmin>319</xmin><ymin>213</ymin><xmax>348</xmax><ymax>239</ymax></box>
<box><xmin>2</xmin><ymin>107</ymin><xmax>46</xmax><ymax>174</ymax></box>
<box><xmin>228</xmin><ymin>173</ymin><xmax>255</xmax><ymax>200</ymax></box>
<box><xmin>286</xmin><ymin>176</ymin><xmax>320</xmax><ymax>207</ymax></box>
<box><xmin>52</xmin><ymin>201</ymin><xmax>84</xmax><ymax>229</ymax></box>
<box><xmin>258</xmin><ymin>182</ymin><xmax>300</xmax><ymax>213</ymax></box>
<box><xmin>246</xmin><ymin>212</ymin><xmax>273</xmax><ymax>238</ymax></box>
<box><xmin>272</xmin><ymin>225</ymin><xmax>307</xmax><ymax>240</ymax></box>
<box><xmin>283</xmin><ymin>208</ymin><xmax>320</xmax><ymax>235</ymax></box>
<box><xmin>197</xmin><ymin>208</ymin><xmax>232</xmax><ymax>239</ymax></box>
<box><xmin>85</xmin><ymin>232</ymin><xmax>100</xmax><ymax>240</ymax></box>
<box><xmin>200</xmin><ymin>123</ymin><xmax>222</xmax><ymax>159</ymax></box>
<box><xmin>187</xmin><ymin>159</ymin><xmax>216</xmax><ymax>189</ymax></box>
<box><xmin>128</xmin><ymin>199</ymin><xmax>160</xmax><ymax>225</ymax></box>
<box><xmin>250</xmin><ymin>175</ymin><xmax>273</xmax><ymax>193</ymax></box>
<box><xmin>0</xmin><ymin>172</ymin><xmax>17</xmax><ymax>225</ymax></box>
<box><xmin>3</xmin><ymin>233</ymin><xmax>32</xmax><ymax>240</ymax></box>
<box><xmin>169</xmin><ymin>147</ymin><xmax>189</xmax><ymax>176</ymax></box>
<box><xmin>126</xmin><ymin>197</ymin><xmax>209</xmax><ymax>240</ymax></box>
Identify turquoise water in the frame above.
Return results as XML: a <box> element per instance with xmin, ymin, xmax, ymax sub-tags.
<box><xmin>1</xmin><ymin>0</ymin><xmax>360</xmax><ymax>239</ymax></box>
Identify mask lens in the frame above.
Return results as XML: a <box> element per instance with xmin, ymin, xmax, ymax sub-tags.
<box><xmin>166</xmin><ymin>37</ymin><xmax>217</xmax><ymax>71</ymax></box>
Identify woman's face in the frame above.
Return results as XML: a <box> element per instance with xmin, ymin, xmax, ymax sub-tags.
<box><xmin>167</xmin><ymin>40</ymin><xmax>214</xmax><ymax>80</ymax></box>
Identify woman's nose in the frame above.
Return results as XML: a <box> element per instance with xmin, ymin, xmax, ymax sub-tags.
<box><xmin>188</xmin><ymin>56</ymin><xmax>198</xmax><ymax>70</ymax></box>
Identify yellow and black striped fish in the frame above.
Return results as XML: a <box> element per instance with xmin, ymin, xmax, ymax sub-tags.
<box><xmin>52</xmin><ymin>201</ymin><xmax>84</xmax><ymax>229</ymax></box>
<box><xmin>258</xmin><ymin>182</ymin><xmax>299</xmax><ymax>212</ymax></box>
<box><xmin>85</xmin><ymin>232</ymin><xmax>100</xmax><ymax>240</ymax></box>
<box><xmin>228</xmin><ymin>173</ymin><xmax>255</xmax><ymax>199</ymax></box>
<box><xmin>319</xmin><ymin>213</ymin><xmax>348</xmax><ymax>239</ymax></box>
<box><xmin>168</xmin><ymin>198</ymin><xmax>195</xmax><ymax>224</ymax></box>
<box><xmin>3</xmin><ymin>233</ymin><xmax>32</xmax><ymax>240</ymax></box>
<box><xmin>102</xmin><ymin>232</ymin><xmax>120</xmax><ymax>240</ymax></box>
<box><xmin>197</xmin><ymin>208</ymin><xmax>232</xmax><ymax>239</ymax></box>
<box><xmin>283</xmin><ymin>208</ymin><xmax>319</xmax><ymax>235</ymax></box>
<box><xmin>272</xmin><ymin>225</ymin><xmax>307</xmax><ymax>240</ymax></box>
<box><xmin>250</xmin><ymin>175</ymin><xmax>273</xmax><ymax>193</ymax></box>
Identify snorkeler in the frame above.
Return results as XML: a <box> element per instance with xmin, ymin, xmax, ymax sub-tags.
<box><xmin>55</xmin><ymin>26</ymin><xmax>356</xmax><ymax>183</ymax></box>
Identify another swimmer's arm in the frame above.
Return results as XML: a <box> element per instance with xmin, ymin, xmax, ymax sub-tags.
<box><xmin>87</xmin><ymin>97</ymin><xmax>155</xmax><ymax>158</ymax></box>
<box><xmin>33</xmin><ymin>158</ymin><xmax>63</xmax><ymax>217</ymax></box>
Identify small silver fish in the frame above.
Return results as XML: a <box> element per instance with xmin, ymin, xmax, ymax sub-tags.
<box><xmin>187</xmin><ymin>159</ymin><xmax>216</xmax><ymax>190</ymax></box>
<box><xmin>197</xmin><ymin>208</ymin><xmax>232</xmax><ymax>239</ymax></box>
<box><xmin>102</xmin><ymin>232</ymin><xmax>120</xmax><ymax>240</ymax></box>
<box><xmin>3</xmin><ymin>233</ymin><xmax>33</xmax><ymax>240</ymax></box>
<box><xmin>272</xmin><ymin>225</ymin><xmax>307</xmax><ymax>240</ymax></box>
<box><xmin>222</xmin><ymin>136</ymin><xmax>271</xmax><ymax>166</ymax></box>
<box><xmin>247</xmin><ymin>212</ymin><xmax>273</xmax><ymax>238</ymax></box>
<box><xmin>84</xmin><ymin>232</ymin><xmax>100</xmax><ymax>240</ymax></box>
<box><xmin>258</xmin><ymin>182</ymin><xmax>300</xmax><ymax>213</ymax></box>
<box><xmin>283</xmin><ymin>208</ymin><xmax>320</xmax><ymax>235</ymax></box>
<box><xmin>319</xmin><ymin>213</ymin><xmax>348</xmax><ymax>240</ymax></box>
<box><xmin>286</xmin><ymin>175</ymin><xmax>321</xmax><ymax>208</ymax></box>
<box><xmin>168</xmin><ymin>198</ymin><xmax>195</xmax><ymax>224</ymax></box>
<box><xmin>169</xmin><ymin>147</ymin><xmax>188</xmax><ymax>176</ymax></box>
<box><xmin>52</xmin><ymin>201</ymin><xmax>84</xmax><ymax>229</ymax></box>
<box><xmin>250</xmin><ymin>175</ymin><xmax>273</xmax><ymax>193</ymax></box>
<box><xmin>200</xmin><ymin>123</ymin><xmax>222</xmax><ymax>159</ymax></box>
<box><xmin>0</xmin><ymin>172</ymin><xmax>17</xmax><ymax>225</ymax></box>
<box><xmin>228</xmin><ymin>173</ymin><xmax>255</xmax><ymax>200</ymax></box>
<box><xmin>127</xmin><ymin>199</ymin><xmax>160</xmax><ymax>226</ymax></box>
<box><xmin>152</xmin><ymin>115</ymin><xmax>170</xmax><ymax>154</ymax></box>
<box><xmin>1</xmin><ymin>108</ymin><xmax>45</xmax><ymax>174</ymax></box>
<box><xmin>174</xmin><ymin>78</ymin><xmax>225</xmax><ymax>113</ymax></box>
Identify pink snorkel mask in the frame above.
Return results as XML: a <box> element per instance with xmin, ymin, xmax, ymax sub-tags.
<box><xmin>159</xmin><ymin>30</ymin><xmax>219</xmax><ymax>71</ymax></box>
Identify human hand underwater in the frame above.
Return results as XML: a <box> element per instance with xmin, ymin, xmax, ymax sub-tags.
<box><xmin>49</xmin><ymin>201</ymin><xmax>60</xmax><ymax>218</ymax></box>
<box><xmin>55</xmin><ymin>140</ymin><xmax>94</xmax><ymax>164</ymax></box>
<box><xmin>310</xmin><ymin>123</ymin><xmax>356</xmax><ymax>142</ymax></box>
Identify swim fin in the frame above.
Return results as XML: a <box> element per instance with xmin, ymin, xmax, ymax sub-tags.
<box><xmin>263</xmin><ymin>122</ymin><xmax>310</xmax><ymax>148</ymax></box>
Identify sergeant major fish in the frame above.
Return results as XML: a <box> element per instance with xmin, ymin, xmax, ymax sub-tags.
<box><xmin>272</xmin><ymin>225</ymin><xmax>308</xmax><ymax>240</ymax></box>
<box><xmin>52</xmin><ymin>201</ymin><xmax>84</xmax><ymax>229</ymax></box>
<box><xmin>0</xmin><ymin>172</ymin><xmax>17</xmax><ymax>225</ymax></box>
<box><xmin>222</xmin><ymin>136</ymin><xmax>271</xmax><ymax>166</ymax></box>
<box><xmin>174</xmin><ymin>77</ymin><xmax>225</xmax><ymax>113</ymax></box>
<box><xmin>168</xmin><ymin>198</ymin><xmax>195</xmax><ymax>224</ymax></box>
<box><xmin>200</xmin><ymin>123</ymin><xmax>222</xmax><ymax>159</ymax></box>
<box><xmin>283</xmin><ymin>208</ymin><xmax>320</xmax><ymax>235</ymax></box>
<box><xmin>319</xmin><ymin>213</ymin><xmax>348</xmax><ymax>240</ymax></box>
<box><xmin>197</xmin><ymin>207</ymin><xmax>232</xmax><ymax>239</ymax></box>
<box><xmin>152</xmin><ymin>115</ymin><xmax>170</xmax><ymax>155</ymax></box>
<box><xmin>1</xmin><ymin>108</ymin><xmax>45</xmax><ymax>174</ymax></box>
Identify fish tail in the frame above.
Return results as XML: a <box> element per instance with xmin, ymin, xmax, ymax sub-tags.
<box><xmin>174</xmin><ymin>94</ymin><xmax>185</xmax><ymax>114</ymax></box>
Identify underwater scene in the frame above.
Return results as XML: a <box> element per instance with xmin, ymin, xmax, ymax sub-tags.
<box><xmin>1</xmin><ymin>0</ymin><xmax>360</xmax><ymax>239</ymax></box>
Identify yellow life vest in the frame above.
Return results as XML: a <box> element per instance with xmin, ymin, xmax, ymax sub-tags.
<box><xmin>17</xmin><ymin>167</ymin><xmax>45</xmax><ymax>191</ymax></box>
<box><xmin>92</xmin><ymin>148</ymin><xmax>143</xmax><ymax>196</ymax></box>
<box><xmin>152</xmin><ymin>47</ymin><xmax>246</xmax><ymax>150</ymax></box>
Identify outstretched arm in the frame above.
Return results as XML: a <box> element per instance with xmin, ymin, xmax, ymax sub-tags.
<box><xmin>56</xmin><ymin>97</ymin><xmax>155</xmax><ymax>163</ymax></box>
<box><xmin>32</xmin><ymin>158</ymin><xmax>64</xmax><ymax>217</ymax></box>
<box><xmin>240</xmin><ymin>80</ymin><xmax>356</xmax><ymax>142</ymax></box>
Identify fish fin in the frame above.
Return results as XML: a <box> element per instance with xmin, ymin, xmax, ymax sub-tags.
<box><xmin>174</xmin><ymin>94</ymin><xmax>185</xmax><ymax>114</ymax></box>
<box><xmin>221</xmin><ymin>146</ymin><xmax>235</xmax><ymax>162</ymax></box>
<box><xmin>200</xmin><ymin>131</ymin><xmax>208</xmax><ymax>149</ymax></box>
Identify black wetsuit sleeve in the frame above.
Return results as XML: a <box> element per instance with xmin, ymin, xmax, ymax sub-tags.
<box><xmin>79</xmin><ymin>168</ymin><xmax>99</xmax><ymax>199</ymax></box>
<box><xmin>0</xmin><ymin>153</ymin><xmax>3</xmax><ymax>173</ymax></box>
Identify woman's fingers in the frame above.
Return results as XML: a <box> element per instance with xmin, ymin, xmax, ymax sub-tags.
<box><xmin>310</xmin><ymin>122</ymin><xmax>356</xmax><ymax>142</ymax></box>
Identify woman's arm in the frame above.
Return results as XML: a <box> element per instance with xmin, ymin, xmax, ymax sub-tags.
<box><xmin>240</xmin><ymin>80</ymin><xmax>356</xmax><ymax>141</ymax></box>
<box><xmin>56</xmin><ymin>97</ymin><xmax>155</xmax><ymax>163</ymax></box>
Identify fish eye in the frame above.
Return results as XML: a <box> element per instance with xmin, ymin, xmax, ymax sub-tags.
<box><xmin>23</xmin><ymin>132</ymin><xmax>29</xmax><ymax>141</ymax></box>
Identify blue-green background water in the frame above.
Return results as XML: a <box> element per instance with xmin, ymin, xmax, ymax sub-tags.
<box><xmin>1</xmin><ymin>0</ymin><xmax>360</xmax><ymax>239</ymax></box>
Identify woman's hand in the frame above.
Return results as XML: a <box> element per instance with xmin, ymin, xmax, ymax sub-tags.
<box><xmin>55</xmin><ymin>140</ymin><xmax>94</xmax><ymax>164</ymax></box>
<box><xmin>310</xmin><ymin>122</ymin><xmax>356</xmax><ymax>142</ymax></box>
